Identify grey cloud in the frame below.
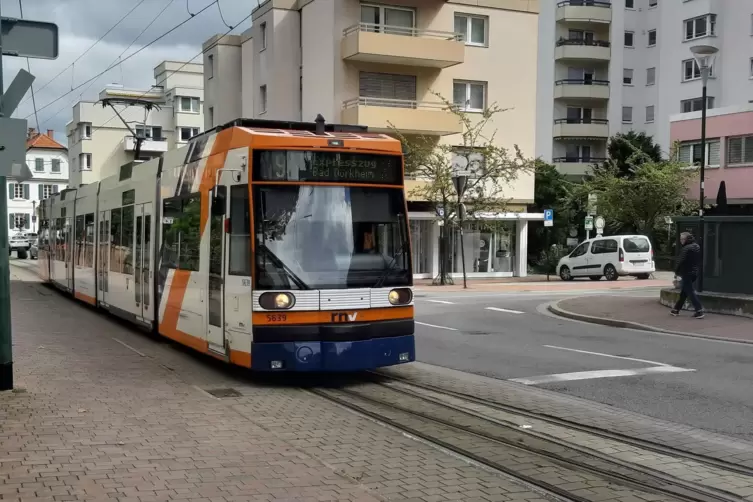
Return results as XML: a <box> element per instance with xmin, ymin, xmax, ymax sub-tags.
<box><xmin>3</xmin><ymin>0</ymin><xmax>252</xmax><ymax>142</ymax></box>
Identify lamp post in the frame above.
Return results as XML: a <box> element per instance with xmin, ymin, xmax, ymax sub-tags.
<box><xmin>452</xmin><ymin>172</ymin><xmax>469</xmax><ymax>289</ymax></box>
<box><xmin>690</xmin><ymin>44</ymin><xmax>718</xmax><ymax>293</ymax></box>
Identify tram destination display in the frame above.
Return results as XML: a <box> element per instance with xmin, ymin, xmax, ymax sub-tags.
<box><xmin>253</xmin><ymin>150</ymin><xmax>402</xmax><ymax>185</ymax></box>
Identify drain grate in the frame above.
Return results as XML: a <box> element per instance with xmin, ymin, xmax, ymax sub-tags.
<box><xmin>206</xmin><ymin>388</ymin><xmax>242</xmax><ymax>398</ymax></box>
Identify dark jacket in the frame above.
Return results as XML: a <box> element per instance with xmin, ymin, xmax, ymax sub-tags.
<box><xmin>676</xmin><ymin>235</ymin><xmax>700</xmax><ymax>277</ymax></box>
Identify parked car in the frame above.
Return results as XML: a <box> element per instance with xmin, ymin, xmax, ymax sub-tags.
<box><xmin>557</xmin><ymin>234</ymin><xmax>654</xmax><ymax>282</ymax></box>
<box><xmin>29</xmin><ymin>237</ymin><xmax>39</xmax><ymax>260</ymax></box>
<box><xmin>8</xmin><ymin>233</ymin><xmax>30</xmax><ymax>259</ymax></box>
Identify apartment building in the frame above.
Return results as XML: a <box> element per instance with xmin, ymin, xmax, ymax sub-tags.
<box><xmin>202</xmin><ymin>0</ymin><xmax>542</xmax><ymax>278</ymax></box>
<box><xmin>536</xmin><ymin>0</ymin><xmax>753</xmax><ymax>177</ymax></box>
<box><xmin>7</xmin><ymin>129</ymin><xmax>69</xmax><ymax>235</ymax></box>
<box><xmin>66</xmin><ymin>61</ymin><xmax>204</xmax><ymax>187</ymax></box>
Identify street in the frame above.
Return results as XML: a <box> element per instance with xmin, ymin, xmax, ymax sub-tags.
<box><xmin>414</xmin><ymin>284</ymin><xmax>753</xmax><ymax>440</ymax></box>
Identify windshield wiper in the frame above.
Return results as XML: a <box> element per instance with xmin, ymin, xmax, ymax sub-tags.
<box><xmin>258</xmin><ymin>244</ymin><xmax>311</xmax><ymax>290</ymax></box>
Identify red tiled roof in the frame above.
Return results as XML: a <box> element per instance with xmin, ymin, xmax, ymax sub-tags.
<box><xmin>26</xmin><ymin>133</ymin><xmax>66</xmax><ymax>151</ymax></box>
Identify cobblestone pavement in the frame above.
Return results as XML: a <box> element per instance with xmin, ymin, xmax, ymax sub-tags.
<box><xmin>553</xmin><ymin>295</ymin><xmax>752</xmax><ymax>342</ymax></box>
<box><xmin>0</xmin><ymin>265</ymin><xmax>552</xmax><ymax>501</ymax></box>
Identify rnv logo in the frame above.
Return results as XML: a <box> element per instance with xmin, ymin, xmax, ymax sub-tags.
<box><xmin>331</xmin><ymin>312</ymin><xmax>358</xmax><ymax>322</ymax></box>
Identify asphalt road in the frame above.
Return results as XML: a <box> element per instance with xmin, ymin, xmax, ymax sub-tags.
<box><xmin>414</xmin><ymin>286</ymin><xmax>753</xmax><ymax>440</ymax></box>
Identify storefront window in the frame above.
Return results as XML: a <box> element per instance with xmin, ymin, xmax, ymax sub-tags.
<box><xmin>410</xmin><ymin>220</ymin><xmax>432</xmax><ymax>275</ymax></box>
<box><xmin>446</xmin><ymin>221</ymin><xmax>516</xmax><ymax>274</ymax></box>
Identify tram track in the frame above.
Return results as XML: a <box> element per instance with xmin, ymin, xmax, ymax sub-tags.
<box><xmin>369</xmin><ymin>370</ymin><xmax>753</xmax><ymax>479</ymax></box>
<box><xmin>310</xmin><ymin>380</ymin><xmax>751</xmax><ymax>502</ymax></box>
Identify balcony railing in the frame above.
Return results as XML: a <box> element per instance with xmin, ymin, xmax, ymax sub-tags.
<box><xmin>555</xmin><ymin>79</ymin><xmax>610</xmax><ymax>86</ymax></box>
<box><xmin>554</xmin><ymin>118</ymin><xmax>608</xmax><ymax>125</ymax></box>
<box><xmin>130</xmin><ymin>135</ymin><xmax>167</xmax><ymax>141</ymax></box>
<box><xmin>343</xmin><ymin>23</ymin><xmax>463</xmax><ymax>41</ymax></box>
<box><xmin>556</xmin><ymin>38</ymin><xmax>611</xmax><ymax>48</ymax></box>
<box><xmin>343</xmin><ymin>97</ymin><xmax>449</xmax><ymax>111</ymax></box>
<box><xmin>553</xmin><ymin>156</ymin><xmax>608</xmax><ymax>163</ymax></box>
<box><xmin>556</xmin><ymin>0</ymin><xmax>612</xmax><ymax>7</ymax></box>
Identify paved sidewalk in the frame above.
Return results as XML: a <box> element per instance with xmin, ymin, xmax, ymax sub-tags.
<box><xmin>551</xmin><ymin>294</ymin><xmax>751</xmax><ymax>342</ymax></box>
<box><xmin>415</xmin><ymin>276</ymin><xmax>670</xmax><ymax>294</ymax></box>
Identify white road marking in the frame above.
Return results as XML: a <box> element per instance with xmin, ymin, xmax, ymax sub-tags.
<box><xmin>509</xmin><ymin>366</ymin><xmax>695</xmax><ymax>386</ymax></box>
<box><xmin>485</xmin><ymin>307</ymin><xmax>524</xmax><ymax>315</ymax></box>
<box><xmin>543</xmin><ymin>344</ymin><xmax>670</xmax><ymax>367</ymax></box>
<box><xmin>425</xmin><ymin>299</ymin><xmax>455</xmax><ymax>305</ymax></box>
<box><xmin>112</xmin><ymin>338</ymin><xmax>147</xmax><ymax>357</ymax></box>
<box><xmin>416</xmin><ymin>321</ymin><xmax>458</xmax><ymax>331</ymax></box>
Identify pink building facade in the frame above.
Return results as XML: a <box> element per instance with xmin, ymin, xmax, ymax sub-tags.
<box><xmin>670</xmin><ymin>104</ymin><xmax>753</xmax><ymax>206</ymax></box>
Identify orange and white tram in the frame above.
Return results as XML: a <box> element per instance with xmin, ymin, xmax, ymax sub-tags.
<box><xmin>37</xmin><ymin>118</ymin><xmax>415</xmax><ymax>371</ymax></box>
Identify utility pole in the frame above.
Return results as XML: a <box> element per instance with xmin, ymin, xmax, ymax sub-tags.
<box><xmin>0</xmin><ymin>9</ymin><xmax>58</xmax><ymax>390</ymax></box>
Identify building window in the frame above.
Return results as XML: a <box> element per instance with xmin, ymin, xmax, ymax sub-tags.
<box><xmin>9</xmin><ymin>183</ymin><xmax>28</xmax><ymax>200</ymax></box>
<box><xmin>35</xmin><ymin>158</ymin><xmax>44</xmax><ymax>172</ymax></box>
<box><xmin>453</xmin><ymin>80</ymin><xmax>486</xmax><ymax>112</ymax></box>
<box><xmin>564</xmin><ymin>144</ymin><xmax>592</xmax><ymax>162</ymax></box>
<box><xmin>566</xmin><ymin>106</ymin><xmax>593</xmax><ymax>123</ymax></box>
<box><xmin>260</xmin><ymin>22</ymin><xmax>267</xmax><ymax>50</ymax></box>
<box><xmin>51</xmin><ymin>159</ymin><xmax>61</xmax><ymax>173</ymax></box>
<box><xmin>682</xmin><ymin>59</ymin><xmax>713</xmax><ymax>82</ymax></box>
<box><xmin>179</xmin><ymin>96</ymin><xmax>200</xmax><ymax>113</ymax></box>
<box><xmin>645</xmin><ymin>105</ymin><xmax>655</xmax><ymax>123</ymax></box>
<box><xmin>649</xmin><ymin>0</ymin><xmax>657</xmax><ymax>7</ymax></box>
<box><xmin>135</xmin><ymin>125</ymin><xmax>163</xmax><ymax>140</ymax></box>
<box><xmin>624</xmin><ymin>31</ymin><xmax>634</xmax><ymax>47</ymax></box>
<box><xmin>568</xmin><ymin>29</ymin><xmax>594</xmax><ymax>43</ymax></box>
<box><xmin>208</xmin><ymin>107</ymin><xmax>214</xmax><ymax>126</ymax></box>
<box><xmin>40</xmin><ymin>184</ymin><xmax>58</xmax><ymax>199</ymax></box>
<box><xmin>80</xmin><ymin>122</ymin><xmax>92</xmax><ymax>140</ymax></box>
<box><xmin>678</xmin><ymin>140</ymin><xmax>720</xmax><ymax>167</ymax></box>
<box><xmin>647</xmin><ymin>67</ymin><xmax>656</xmax><ymax>85</ymax></box>
<box><xmin>179</xmin><ymin>127</ymin><xmax>200</xmax><ymax>142</ymax></box>
<box><xmin>454</xmin><ymin>13</ymin><xmax>487</xmax><ymax>46</ymax></box>
<box><xmin>259</xmin><ymin>85</ymin><xmax>267</xmax><ymax>113</ymax></box>
<box><xmin>79</xmin><ymin>153</ymin><xmax>92</xmax><ymax>171</ymax></box>
<box><xmin>361</xmin><ymin>4</ymin><xmax>415</xmax><ymax>36</ymax></box>
<box><xmin>684</xmin><ymin>14</ymin><xmax>716</xmax><ymax>41</ymax></box>
<box><xmin>727</xmin><ymin>135</ymin><xmax>753</xmax><ymax>166</ymax></box>
<box><xmin>9</xmin><ymin>213</ymin><xmax>29</xmax><ymax>230</ymax></box>
<box><xmin>681</xmin><ymin>96</ymin><xmax>714</xmax><ymax>113</ymax></box>
<box><xmin>623</xmin><ymin>68</ymin><xmax>634</xmax><ymax>85</ymax></box>
<box><xmin>625</xmin><ymin>0</ymin><xmax>634</xmax><ymax>8</ymax></box>
<box><xmin>622</xmin><ymin>106</ymin><xmax>633</xmax><ymax>123</ymax></box>
<box><xmin>648</xmin><ymin>29</ymin><xmax>657</xmax><ymax>46</ymax></box>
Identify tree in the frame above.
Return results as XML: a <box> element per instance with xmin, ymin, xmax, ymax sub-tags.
<box><xmin>600</xmin><ymin>131</ymin><xmax>663</xmax><ymax>178</ymax></box>
<box><xmin>537</xmin><ymin>243</ymin><xmax>567</xmax><ymax>281</ymax></box>
<box><xmin>390</xmin><ymin>94</ymin><xmax>534</xmax><ymax>285</ymax></box>
<box><xmin>566</xmin><ymin>157</ymin><xmax>697</xmax><ymax>247</ymax></box>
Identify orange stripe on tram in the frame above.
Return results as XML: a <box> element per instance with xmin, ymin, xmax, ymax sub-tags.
<box><xmin>252</xmin><ymin>306</ymin><xmax>414</xmax><ymax>326</ymax></box>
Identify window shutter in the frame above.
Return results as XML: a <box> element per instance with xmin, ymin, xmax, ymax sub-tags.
<box><xmin>7</xmin><ymin>183</ymin><xmax>13</xmax><ymax>198</ymax></box>
<box><xmin>38</xmin><ymin>184</ymin><xmax>44</xmax><ymax>200</ymax></box>
<box><xmin>23</xmin><ymin>184</ymin><xmax>29</xmax><ymax>200</ymax></box>
<box><xmin>53</xmin><ymin>185</ymin><xmax>59</xmax><ymax>193</ymax></box>
<box><xmin>24</xmin><ymin>216</ymin><xmax>30</xmax><ymax>229</ymax></box>
<box><xmin>8</xmin><ymin>214</ymin><xmax>14</xmax><ymax>229</ymax></box>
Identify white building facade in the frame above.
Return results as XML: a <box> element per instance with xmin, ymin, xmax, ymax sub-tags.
<box><xmin>536</xmin><ymin>0</ymin><xmax>753</xmax><ymax>177</ymax></box>
<box><xmin>8</xmin><ymin>129</ymin><xmax>69</xmax><ymax>234</ymax></box>
<box><xmin>202</xmin><ymin>0</ymin><xmax>543</xmax><ymax>278</ymax></box>
<box><xmin>67</xmin><ymin>61</ymin><xmax>204</xmax><ymax>187</ymax></box>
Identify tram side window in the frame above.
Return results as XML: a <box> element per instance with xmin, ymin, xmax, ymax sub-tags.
<box><xmin>121</xmin><ymin>206</ymin><xmax>134</xmax><ymax>274</ymax></box>
<box><xmin>110</xmin><ymin>208</ymin><xmax>123</xmax><ymax>273</ymax></box>
<box><xmin>75</xmin><ymin>215</ymin><xmax>86</xmax><ymax>267</ymax></box>
<box><xmin>85</xmin><ymin>213</ymin><xmax>95</xmax><ymax>267</ymax></box>
<box><xmin>161</xmin><ymin>194</ymin><xmax>200</xmax><ymax>271</ymax></box>
<box><xmin>229</xmin><ymin>185</ymin><xmax>251</xmax><ymax>276</ymax></box>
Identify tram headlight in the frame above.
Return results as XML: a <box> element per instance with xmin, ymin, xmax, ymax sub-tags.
<box><xmin>388</xmin><ymin>288</ymin><xmax>412</xmax><ymax>305</ymax></box>
<box><xmin>259</xmin><ymin>292</ymin><xmax>295</xmax><ymax>310</ymax></box>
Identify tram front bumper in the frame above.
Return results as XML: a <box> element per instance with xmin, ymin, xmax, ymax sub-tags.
<box><xmin>250</xmin><ymin>319</ymin><xmax>415</xmax><ymax>371</ymax></box>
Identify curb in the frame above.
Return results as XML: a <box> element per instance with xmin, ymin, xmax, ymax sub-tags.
<box><xmin>547</xmin><ymin>300</ymin><xmax>753</xmax><ymax>346</ymax></box>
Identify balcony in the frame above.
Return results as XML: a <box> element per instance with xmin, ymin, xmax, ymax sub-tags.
<box><xmin>555</xmin><ymin>39</ymin><xmax>611</xmax><ymax>61</ymax></box>
<box><xmin>554</xmin><ymin>79</ymin><xmax>610</xmax><ymax>100</ymax></box>
<box><xmin>553</xmin><ymin>119</ymin><xmax>609</xmax><ymax>139</ymax></box>
<box><xmin>556</xmin><ymin>0</ymin><xmax>612</xmax><ymax>24</ymax></box>
<box><xmin>341</xmin><ymin>97</ymin><xmax>462</xmax><ymax>136</ymax></box>
<box><xmin>341</xmin><ymin>23</ymin><xmax>464</xmax><ymax>68</ymax></box>
<box><xmin>553</xmin><ymin>156</ymin><xmax>607</xmax><ymax>176</ymax></box>
<box><xmin>123</xmin><ymin>136</ymin><xmax>168</xmax><ymax>152</ymax></box>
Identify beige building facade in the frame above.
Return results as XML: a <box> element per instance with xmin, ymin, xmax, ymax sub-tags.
<box><xmin>67</xmin><ymin>61</ymin><xmax>204</xmax><ymax>187</ymax></box>
<box><xmin>203</xmin><ymin>0</ymin><xmax>542</xmax><ymax>278</ymax></box>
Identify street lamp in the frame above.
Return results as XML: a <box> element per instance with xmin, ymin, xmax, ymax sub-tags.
<box><xmin>452</xmin><ymin>172</ymin><xmax>469</xmax><ymax>289</ymax></box>
<box><xmin>690</xmin><ymin>44</ymin><xmax>718</xmax><ymax>292</ymax></box>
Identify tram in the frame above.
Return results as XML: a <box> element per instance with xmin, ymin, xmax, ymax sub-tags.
<box><xmin>37</xmin><ymin>117</ymin><xmax>415</xmax><ymax>371</ymax></box>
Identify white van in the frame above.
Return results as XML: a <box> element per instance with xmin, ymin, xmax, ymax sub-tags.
<box><xmin>557</xmin><ymin>234</ymin><xmax>654</xmax><ymax>281</ymax></box>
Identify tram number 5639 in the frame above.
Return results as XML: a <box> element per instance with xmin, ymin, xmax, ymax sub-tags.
<box><xmin>266</xmin><ymin>313</ymin><xmax>287</xmax><ymax>322</ymax></box>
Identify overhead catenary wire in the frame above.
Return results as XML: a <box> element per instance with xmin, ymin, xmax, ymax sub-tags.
<box><xmin>24</xmin><ymin>0</ymin><xmax>220</xmax><ymax>121</ymax></box>
<box><xmin>17</xmin><ymin>0</ymin><xmax>148</xmax><ymax>110</ymax></box>
<box><xmin>89</xmin><ymin>8</ymin><xmax>253</xmax><ymax>135</ymax></box>
<box><xmin>38</xmin><ymin>0</ymin><xmax>177</xmax><ymax>129</ymax></box>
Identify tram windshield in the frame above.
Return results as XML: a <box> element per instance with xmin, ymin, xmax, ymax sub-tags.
<box><xmin>253</xmin><ymin>185</ymin><xmax>411</xmax><ymax>290</ymax></box>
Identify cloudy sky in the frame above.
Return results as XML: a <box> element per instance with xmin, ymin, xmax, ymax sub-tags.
<box><xmin>2</xmin><ymin>0</ymin><xmax>253</xmax><ymax>146</ymax></box>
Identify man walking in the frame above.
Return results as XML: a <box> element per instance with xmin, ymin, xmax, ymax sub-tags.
<box><xmin>671</xmin><ymin>231</ymin><xmax>704</xmax><ymax>319</ymax></box>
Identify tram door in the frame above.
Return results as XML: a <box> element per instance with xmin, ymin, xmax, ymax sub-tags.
<box><xmin>206</xmin><ymin>186</ymin><xmax>228</xmax><ymax>354</ymax></box>
<box><xmin>98</xmin><ymin>211</ymin><xmax>110</xmax><ymax>304</ymax></box>
<box><xmin>64</xmin><ymin>217</ymin><xmax>73</xmax><ymax>290</ymax></box>
<box><xmin>134</xmin><ymin>203</ymin><xmax>153</xmax><ymax>322</ymax></box>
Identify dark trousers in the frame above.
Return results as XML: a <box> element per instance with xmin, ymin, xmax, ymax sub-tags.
<box><xmin>674</xmin><ymin>274</ymin><xmax>703</xmax><ymax>312</ymax></box>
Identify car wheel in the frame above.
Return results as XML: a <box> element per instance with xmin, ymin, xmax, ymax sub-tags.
<box><xmin>589</xmin><ymin>276</ymin><xmax>601</xmax><ymax>281</ymax></box>
<box><xmin>636</xmin><ymin>273</ymin><xmax>650</xmax><ymax>280</ymax></box>
<box><xmin>559</xmin><ymin>266</ymin><xmax>573</xmax><ymax>281</ymax></box>
<box><xmin>604</xmin><ymin>264</ymin><xmax>618</xmax><ymax>281</ymax></box>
